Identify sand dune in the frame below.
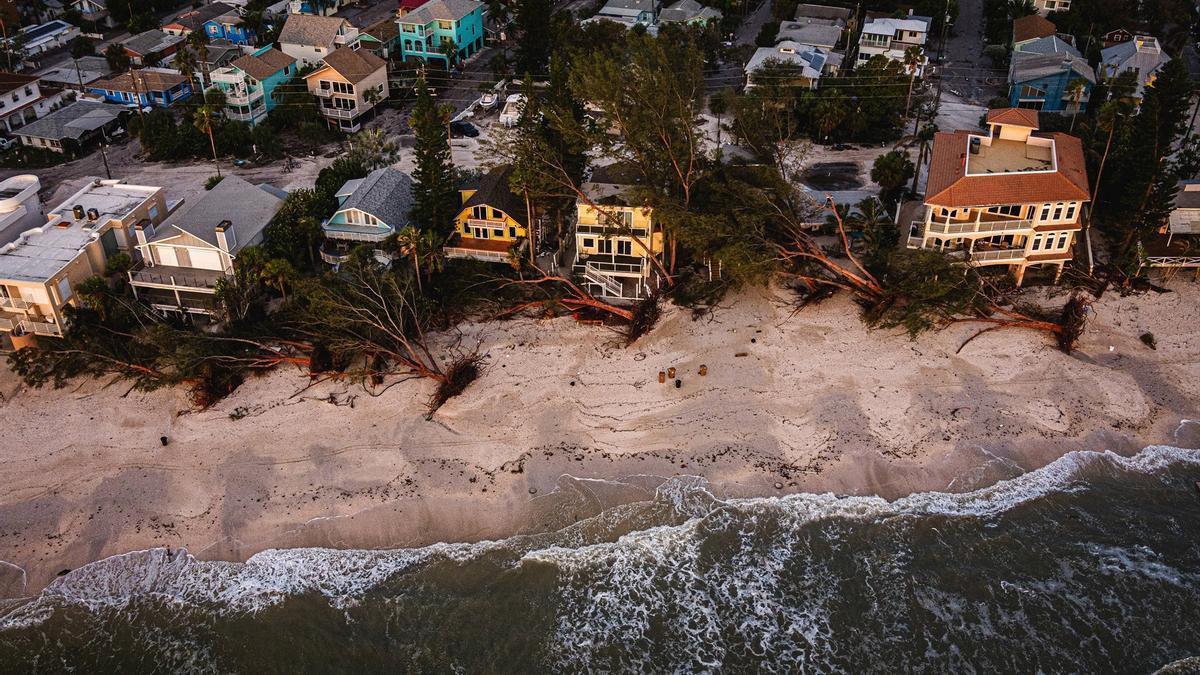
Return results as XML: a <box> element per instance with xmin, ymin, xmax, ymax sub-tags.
<box><xmin>0</xmin><ymin>283</ymin><xmax>1197</xmax><ymax>597</ymax></box>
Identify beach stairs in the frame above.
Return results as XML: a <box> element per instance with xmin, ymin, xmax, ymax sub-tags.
<box><xmin>582</xmin><ymin>264</ymin><xmax>623</xmax><ymax>298</ymax></box>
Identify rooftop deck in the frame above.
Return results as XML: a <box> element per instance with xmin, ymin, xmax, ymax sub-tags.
<box><xmin>966</xmin><ymin>137</ymin><xmax>1054</xmax><ymax>175</ymax></box>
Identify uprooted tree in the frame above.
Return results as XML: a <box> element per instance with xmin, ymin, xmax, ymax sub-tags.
<box><xmin>776</xmin><ymin>195</ymin><xmax>1093</xmax><ymax>353</ymax></box>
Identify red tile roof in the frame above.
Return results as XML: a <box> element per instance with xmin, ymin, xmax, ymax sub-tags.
<box><xmin>925</xmin><ymin>130</ymin><xmax>1090</xmax><ymax>208</ymax></box>
<box><xmin>987</xmin><ymin>107</ymin><xmax>1040</xmax><ymax>127</ymax></box>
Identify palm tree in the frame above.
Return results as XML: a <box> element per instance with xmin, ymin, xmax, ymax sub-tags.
<box><xmin>189</xmin><ymin>30</ymin><xmax>211</xmax><ymax>89</ymax></box>
<box><xmin>193</xmin><ymin>88</ymin><xmax>227</xmax><ymax>177</ymax></box>
<box><xmin>260</xmin><ymin>258</ymin><xmax>295</xmax><ymax>302</ymax></box>
<box><xmin>74</xmin><ymin>276</ymin><xmax>110</xmax><ymax>322</ymax></box>
<box><xmin>903</xmin><ymin>45</ymin><xmax>924</xmax><ymax>116</ymax></box>
<box><xmin>173</xmin><ymin>44</ymin><xmax>198</xmax><ymax>94</ymax></box>
<box><xmin>395</xmin><ymin>226</ymin><xmax>426</xmax><ymax>291</ymax></box>
<box><xmin>439</xmin><ymin>38</ymin><xmax>459</xmax><ymax>70</ymax></box>
<box><xmin>813</xmin><ymin>96</ymin><xmax>846</xmax><ymax>143</ymax></box>
<box><xmin>1064</xmin><ymin>78</ymin><xmax>1087</xmax><ymax>132</ymax></box>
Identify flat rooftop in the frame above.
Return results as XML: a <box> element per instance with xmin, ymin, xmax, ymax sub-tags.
<box><xmin>47</xmin><ymin>181</ymin><xmax>160</xmax><ymax>226</ymax></box>
<box><xmin>0</xmin><ymin>221</ymin><xmax>97</xmax><ymax>284</ymax></box>
<box><xmin>965</xmin><ymin>136</ymin><xmax>1054</xmax><ymax>175</ymax></box>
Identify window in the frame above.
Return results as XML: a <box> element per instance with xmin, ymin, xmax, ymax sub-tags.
<box><xmin>583</xmin><ymin>238</ymin><xmax>595</xmax><ymax>248</ymax></box>
<box><xmin>1052</xmin><ymin>203</ymin><xmax>1063</xmax><ymax>220</ymax></box>
<box><xmin>1065</xmin><ymin>204</ymin><xmax>1076</xmax><ymax>221</ymax></box>
<box><xmin>938</xmin><ymin>207</ymin><xmax>958</xmax><ymax>218</ymax></box>
<box><xmin>402</xmin><ymin>24</ymin><xmax>415</xmax><ymax>32</ymax></box>
<box><xmin>598</xmin><ymin>239</ymin><xmax>613</xmax><ymax>254</ymax></box>
<box><xmin>148</xmin><ymin>205</ymin><xmax>159</xmax><ymax>221</ymax></box>
<box><xmin>508</xmin><ymin>226</ymin><xmax>516</xmax><ymax>238</ymax></box>
<box><xmin>1020</xmin><ymin>84</ymin><xmax>1046</xmax><ymax>98</ymax></box>
<box><xmin>492</xmin><ymin>228</ymin><xmax>503</xmax><ymax>238</ymax></box>
<box><xmin>490</xmin><ymin>208</ymin><xmax>503</xmax><ymax>220</ymax></box>
<box><xmin>987</xmin><ymin>204</ymin><xmax>1023</xmax><ymax>217</ymax></box>
<box><xmin>438</xmin><ymin>20</ymin><xmax>452</xmax><ymax>29</ymax></box>
<box><xmin>1039</xmin><ymin>204</ymin><xmax>1050</xmax><ymax>220</ymax></box>
<box><xmin>57</xmin><ymin>277</ymin><xmax>72</xmax><ymax>303</ymax></box>
<box><xmin>1031</xmin><ymin>233</ymin><xmax>1043</xmax><ymax>251</ymax></box>
<box><xmin>1057</xmin><ymin>232</ymin><xmax>1069</xmax><ymax>249</ymax></box>
<box><xmin>617</xmin><ymin>240</ymin><xmax>632</xmax><ymax>256</ymax></box>
<box><xmin>23</xmin><ymin>86</ymin><xmax>32</xmax><ymax>96</ymax></box>
<box><xmin>471</xmin><ymin>205</ymin><xmax>488</xmax><ymax>220</ymax></box>
<box><xmin>463</xmin><ymin>222</ymin><xmax>471</xmax><ymax>233</ymax></box>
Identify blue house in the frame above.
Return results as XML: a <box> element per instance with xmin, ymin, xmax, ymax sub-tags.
<box><xmin>1008</xmin><ymin>36</ymin><xmax>1096</xmax><ymax>113</ymax></box>
<box><xmin>203</xmin><ymin>7</ymin><xmax>257</xmax><ymax>46</ymax></box>
<box><xmin>210</xmin><ymin>47</ymin><xmax>298</xmax><ymax>126</ymax></box>
<box><xmin>396</xmin><ymin>0</ymin><xmax>486</xmax><ymax>67</ymax></box>
<box><xmin>88</xmin><ymin>69</ymin><xmax>193</xmax><ymax>108</ymax></box>
<box><xmin>288</xmin><ymin>0</ymin><xmax>343</xmax><ymax>16</ymax></box>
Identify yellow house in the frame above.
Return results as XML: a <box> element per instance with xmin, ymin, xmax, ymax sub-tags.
<box><xmin>573</xmin><ymin>163</ymin><xmax>663</xmax><ymax>301</ymax></box>
<box><xmin>444</xmin><ymin>165</ymin><xmax>529</xmax><ymax>263</ymax></box>
<box><xmin>302</xmin><ymin>46</ymin><xmax>388</xmax><ymax>133</ymax></box>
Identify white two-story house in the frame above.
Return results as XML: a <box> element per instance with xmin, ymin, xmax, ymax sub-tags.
<box><xmin>856</xmin><ymin>13</ymin><xmax>931</xmax><ymax>74</ymax></box>
<box><xmin>907</xmin><ymin>108</ymin><xmax>1090</xmax><ymax>285</ymax></box>
<box><xmin>129</xmin><ymin>176</ymin><xmax>285</xmax><ymax>316</ymax></box>
<box><xmin>0</xmin><ymin>73</ymin><xmax>64</xmax><ymax>134</ymax></box>
<box><xmin>277</xmin><ymin>14</ymin><xmax>358</xmax><ymax>68</ymax></box>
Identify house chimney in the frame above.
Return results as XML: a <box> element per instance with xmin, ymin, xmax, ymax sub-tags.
<box><xmin>215</xmin><ymin>220</ymin><xmax>236</xmax><ymax>252</ymax></box>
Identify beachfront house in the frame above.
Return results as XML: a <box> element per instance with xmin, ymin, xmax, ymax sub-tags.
<box><xmin>129</xmin><ymin>176</ymin><xmax>285</xmax><ymax>316</ymax></box>
<box><xmin>855</xmin><ymin>13</ymin><xmax>930</xmax><ymax>74</ymax></box>
<box><xmin>0</xmin><ymin>73</ymin><xmax>65</xmax><ymax>134</ymax></box>
<box><xmin>906</xmin><ymin>108</ymin><xmax>1090</xmax><ymax>285</ymax></box>
<box><xmin>210</xmin><ymin>48</ymin><xmax>298</xmax><ymax>126</ymax></box>
<box><xmin>0</xmin><ymin>179</ymin><xmax>168</xmax><ymax>338</ymax></box>
<box><xmin>573</xmin><ymin>163</ymin><xmax>663</xmax><ymax>302</ymax></box>
<box><xmin>775</xmin><ymin>22</ymin><xmax>841</xmax><ymax>50</ymax></box>
<box><xmin>278</xmin><ymin>14</ymin><xmax>358</xmax><ymax>68</ymax></box>
<box><xmin>745</xmin><ymin>42</ymin><xmax>834</xmax><ymax>90</ymax></box>
<box><xmin>88</xmin><ymin>69</ymin><xmax>193</xmax><ymax>109</ymax></box>
<box><xmin>14</xmin><ymin>101</ymin><xmax>127</xmax><ymax>155</ymax></box>
<box><xmin>1098</xmin><ymin>35</ymin><xmax>1170</xmax><ymax>100</ymax></box>
<box><xmin>395</xmin><ymin>0</ymin><xmax>486</xmax><ymax>67</ymax></box>
<box><xmin>444</xmin><ymin>166</ymin><xmax>529</xmax><ymax>263</ymax></box>
<box><xmin>302</xmin><ymin>48</ymin><xmax>389</xmax><ymax>133</ymax></box>
<box><xmin>320</xmin><ymin>168</ymin><xmax>414</xmax><ymax>267</ymax></box>
<box><xmin>1008</xmin><ymin>36</ymin><xmax>1094</xmax><ymax>112</ymax></box>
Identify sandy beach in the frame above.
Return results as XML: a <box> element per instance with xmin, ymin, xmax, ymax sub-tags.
<box><xmin>0</xmin><ymin>283</ymin><xmax>1197</xmax><ymax>598</ymax></box>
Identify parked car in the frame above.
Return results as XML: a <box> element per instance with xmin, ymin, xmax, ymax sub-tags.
<box><xmin>450</xmin><ymin>120</ymin><xmax>480</xmax><ymax>138</ymax></box>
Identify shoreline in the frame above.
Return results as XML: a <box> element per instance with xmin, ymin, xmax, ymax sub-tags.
<box><xmin>1</xmin><ymin>284</ymin><xmax>1197</xmax><ymax>598</ymax></box>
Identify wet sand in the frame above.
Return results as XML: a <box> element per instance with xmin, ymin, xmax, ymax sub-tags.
<box><xmin>0</xmin><ymin>284</ymin><xmax>1197</xmax><ymax>597</ymax></box>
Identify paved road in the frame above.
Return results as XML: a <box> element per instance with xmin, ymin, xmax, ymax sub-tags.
<box><xmin>935</xmin><ymin>0</ymin><xmax>1004</xmax><ymax>105</ymax></box>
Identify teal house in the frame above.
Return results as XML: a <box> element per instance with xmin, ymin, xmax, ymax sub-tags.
<box><xmin>396</xmin><ymin>0</ymin><xmax>486</xmax><ymax>67</ymax></box>
<box><xmin>209</xmin><ymin>47</ymin><xmax>298</xmax><ymax>126</ymax></box>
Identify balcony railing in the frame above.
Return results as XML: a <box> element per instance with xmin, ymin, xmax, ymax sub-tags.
<box><xmin>576</xmin><ymin>223</ymin><xmax>651</xmax><ymax>236</ymax></box>
<box><xmin>321</xmin><ymin>106</ymin><xmax>360</xmax><ymax>119</ymax></box>
<box><xmin>5</xmin><ymin>319</ymin><xmax>63</xmax><ymax>336</ymax></box>
<box><xmin>907</xmin><ymin>235</ymin><xmax>925</xmax><ymax>249</ymax></box>
<box><xmin>0</xmin><ymin>317</ymin><xmax>13</xmax><ymax>331</ymax></box>
<box><xmin>444</xmin><ymin>246</ymin><xmax>510</xmax><ymax>262</ymax></box>
<box><xmin>130</xmin><ymin>269</ymin><xmax>222</xmax><ymax>290</ymax></box>
<box><xmin>578</xmin><ymin>258</ymin><xmax>646</xmax><ymax>275</ymax></box>
<box><xmin>319</xmin><ymin>248</ymin><xmax>351</xmax><ymax>265</ymax></box>
<box><xmin>924</xmin><ymin>217</ymin><xmax>1034</xmax><ymax>237</ymax></box>
<box><xmin>0</xmin><ymin>296</ymin><xmax>32</xmax><ymax>311</ymax></box>
<box><xmin>322</xmin><ymin>225</ymin><xmax>394</xmax><ymax>242</ymax></box>
<box><xmin>969</xmin><ymin>247</ymin><xmax>1027</xmax><ymax>263</ymax></box>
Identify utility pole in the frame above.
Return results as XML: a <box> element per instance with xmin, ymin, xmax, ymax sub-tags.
<box><xmin>98</xmin><ymin>129</ymin><xmax>112</xmax><ymax>179</ymax></box>
<box><xmin>930</xmin><ymin>0</ymin><xmax>951</xmax><ymax>113</ymax></box>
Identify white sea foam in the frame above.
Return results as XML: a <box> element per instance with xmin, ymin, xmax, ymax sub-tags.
<box><xmin>2</xmin><ymin>442</ymin><xmax>1197</xmax><ymax>647</ymax></box>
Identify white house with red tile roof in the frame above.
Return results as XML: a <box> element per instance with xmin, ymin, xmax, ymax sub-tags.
<box><xmin>906</xmin><ymin>108</ymin><xmax>1090</xmax><ymax>285</ymax></box>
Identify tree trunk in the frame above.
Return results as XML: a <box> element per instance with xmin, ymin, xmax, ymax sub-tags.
<box><xmin>208</xmin><ymin>125</ymin><xmax>221</xmax><ymax>177</ymax></box>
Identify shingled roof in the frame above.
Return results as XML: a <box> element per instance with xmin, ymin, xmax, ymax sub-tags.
<box><xmin>231</xmin><ymin>48</ymin><xmax>296</xmax><ymax>81</ymax></box>
<box><xmin>338</xmin><ymin>168</ymin><xmax>413</xmax><ymax>226</ymax></box>
<box><xmin>91</xmin><ymin>69</ymin><xmax>188</xmax><ymax>93</ymax></box>
<box><xmin>1012</xmin><ymin>14</ymin><xmax>1056</xmax><ymax>44</ymax></box>
<box><xmin>924</xmin><ymin>129</ymin><xmax>1090</xmax><ymax>208</ymax></box>
<box><xmin>314</xmin><ymin>48</ymin><xmax>386</xmax><ymax>84</ymax></box>
<box><xmin>399</xmin><ymin>0</ymin><xmax>482</xmax><ymax>24</ymax></box>
<box><xmin>278</xmin><ymin>14</ymin><xmax>347</xmax><ymax>47</ymax></box>
<box><xmin>461</xmin><ymin>166</ymin><xmax>526</xmax><ymax>226</ymax></box>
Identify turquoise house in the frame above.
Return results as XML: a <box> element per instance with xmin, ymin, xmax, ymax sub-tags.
<box><xmin>396</xmin><ymin>0</ymin><xmax>486</xmax><ymax>67</ymax></box>
<box><xmin>210</xmin><ymin>47</ymin><xmax>298</xmax><ymax>126</ymax></box>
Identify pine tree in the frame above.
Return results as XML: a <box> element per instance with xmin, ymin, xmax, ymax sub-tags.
<box><xmin>513</xmin><ymin>0</ymin><xmax>553</xmax><ymax>75</ymax></box>
<box><xmin>409</xmin><ymin>72</ymin><xmax>458</xmax><ymax>237</ymax></box>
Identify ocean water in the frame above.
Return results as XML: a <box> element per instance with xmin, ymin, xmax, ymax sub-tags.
<box><xmin>1</xmin><ymin>444</ymin><xmax>1199</xmax><ymax>673</ymax></box>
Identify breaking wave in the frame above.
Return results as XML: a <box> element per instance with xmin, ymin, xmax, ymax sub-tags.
<box><xmin>1</xmin><ymin>444</ymin><xmax>1199</xmax><ymax>672</ymax></box>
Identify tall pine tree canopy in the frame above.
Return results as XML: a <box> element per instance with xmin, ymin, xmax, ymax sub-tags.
<box><xmin>409</xmin><ymin>72</ymin><xmax>459</xmax><ymax>237</ymax></box>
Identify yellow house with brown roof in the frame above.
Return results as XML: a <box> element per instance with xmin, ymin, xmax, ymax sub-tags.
<box><xmin>907</xmin><ymin>108</ymin><xmax>1091</xmax><ymax>285</ymax></box>
<box><xmin>303</xmin><ymin>47</ymin><xmax>388</xmax><ymax>132</ymax></box>
<box><xmin>444</xmin><ymin>166</ymin><xmax>529</xmax><ymax>263</ymax></box>
<box><xmin>573</xmin><ymin>163</ymin><xmax>663</xmax><ymax>302</ymax></box>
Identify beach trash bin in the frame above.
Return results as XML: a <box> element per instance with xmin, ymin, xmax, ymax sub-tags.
<box><xmin>658</xmin><ymin>371</ymin><xmax>666</xmax><ymax>383</ymax></box>
<box><xmin>699</xmin><ymin>365</ymin><xmax>707</xmax><ymax>376</ymax></box>
<box><xmin>667</xmin><ymin>367</ymin><xmax>676</xmax><ymax>379</ymax></box>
